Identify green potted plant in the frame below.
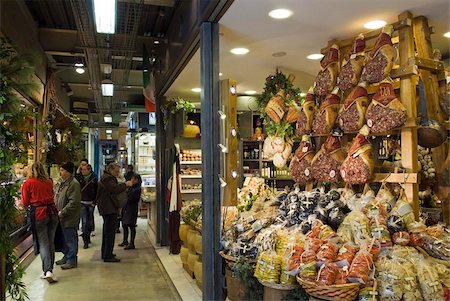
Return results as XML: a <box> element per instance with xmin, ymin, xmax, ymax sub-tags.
<box><xmin>161</xmin><ymin>97</ymin><xmax>195</xmax><ymax>135</ymax></box>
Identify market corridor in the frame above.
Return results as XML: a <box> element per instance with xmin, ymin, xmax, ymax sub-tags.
<box><xmin>18</xmin><ymin>213</ymin><xmax>182</xmax><ymax>301</ymax></box>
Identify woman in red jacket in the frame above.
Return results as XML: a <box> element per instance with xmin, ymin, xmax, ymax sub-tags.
<box><xmin>21</xmin><ymin>162</ymin><xmax>58</xmax><ymax>283</ymax></box>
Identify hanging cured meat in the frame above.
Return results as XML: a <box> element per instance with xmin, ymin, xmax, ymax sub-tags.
<box><xmin>365</xmin><ymin>78</ymin><xmax>407</xmax><ymax>133</ymax></box>
<box><xmin>296</xmin><ymin>87</ymin><xmax>317</xmax><ymax>136</ymax></box>
<box><xmin>289</xmin><ymin>135</ymin><xmax>315</xmax><ymax>185</ymax></box>
<box><xmin>313</xmin><ymin>87</ymin><xmax>341</xmax><ymax>135</ymax></box>
<box><xmin>338</xmin><ymin>34</ymin><xmax>366</xmax><ymax>91</ymax></box>
<box><xmin>340</xmin><ymin>125</ymin><xmax>374</xmax><ymax>184</ymax></box>
<box><xmin>314</xmin><ymin>44</ymin><xmax>340</xmax><ymax>98</ymax></box>
<box><xmin>361</xmin><ymin>25</ymin><xmax>395</xmax><ymax>83</ymax></box>
<box><xmin>311</xmin><ymin>135</ymin><xmax>346</xmax><ymax>183</ymax></box>
<box><xmin>338</xmin><ymin>82</ymin><xmax>369</xmax><ymax>133</ymax></box>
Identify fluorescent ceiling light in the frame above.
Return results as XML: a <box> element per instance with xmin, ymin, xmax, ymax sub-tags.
<box><xmin>191</xmin><ymin>88</ymin><xmax>201</xmax><ymax>93</ymax></box>
<box><xmin>74</xmin><ymin>62</ymin><xmax>84</xmax><ymax>67</ymax></box>
<box><xmin>245</xmin><ymin>90</ymin><xmax>257</xmax><ymax>95</ymax></box>
<box><xmin>154</xmin><ymin>40</ymin><xmax>160</xmax><ymax>44</ymax></box>
<box><xmin>75</xmin><ymin>67</ymin><xmax>85</xmax><ymax>74</ymax></box>
<box><xmin>93</xmin><ymin>0</ymin><xmax>116</xmax><ymax>34</ymax></box>
<box><xmin>364</xmin><ymin>20</ymin><xmax>387</xmax><ymax>30</ymax></box>
<box><xmin>268</xmin><ymin>8</ymin><xmax>293</xmax><ymax>19</ymax></box>
<box><xmin>306</xmin><ymin>53</ymin><xmax>324</xmax><ymax>60</ymax></box>
<box><xmin>444</xmin><ymin>32</ymin><xmax>450</xmax><ymax>38</ymax></box>
<box><xmin>230</xmin><ymin>48</ymin><xmax>249</xmax><ymax>55</ymax></box>
<box><xmin>101</xmin><ymin>79</ymin><xmax>114</xmax><ymax>96</ymax></box>
<box><xmin>104</xmin><ymin>114</ymin><xmax>113</xmax><ymax>123</ymax></box>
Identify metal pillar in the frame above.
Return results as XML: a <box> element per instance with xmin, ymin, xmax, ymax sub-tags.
<box><xmin>200</xmin><ymin>22</ymin><xmax>222</xmax><ymax>300</ymax></box>
<box><xmin>156</xmin><ymin>95</ymin><xmax>168</xmax><ymax>245</ymax></box>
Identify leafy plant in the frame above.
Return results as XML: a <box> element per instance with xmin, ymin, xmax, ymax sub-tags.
<box><xmin>0</xmin><ymin>37</ymin><xmax>35</xmax><ymax>301</ymax></box>
<box><xmin>232</xmin><ymin>257</ymin><xmax>263</xmax><ymax>301</ymax></box>
<box><xmin>256</xmin><ymin>71</ymin><xmax>302</xmax><ymax>138</ymax></box>
<box><xmin>161</xmin><ymin>97</ymin><xmax>195</xmax><ymax>126</ymax></box>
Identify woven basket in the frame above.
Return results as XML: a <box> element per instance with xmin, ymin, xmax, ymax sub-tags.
<box><xmin>285</xmin><ymin>105</ymin><xmax>300</xmax><ymax>123</ymax></box>
<box><xmin>266</xmin><ymin>94</ymin><xmax>286</xmax><ymax>123</ymax></box>
<box><xmin>258</xmin><ymin>280</ymin><xmax>299</xmax><ymax>290</ymax></box>
<box><xmin>297</xmin><ymin>277</ymin><xmax>360</xmax><ymax>301</ymax></box>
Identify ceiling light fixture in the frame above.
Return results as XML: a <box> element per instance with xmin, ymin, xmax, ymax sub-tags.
<box><xmin>230</xmin><ymin>85</ymin><xmax>236</xmax><ymax>95</ymax></box>
<box><xmin>75</xmin><ymin>67</ymin><xmax>85</xmax><ymax>74</ymax></box>
<box><xmin>191</xmin><ymin>88</ymin><xmax>201</xmax><ymax>93</ymax></box>
<box><xmin>101</xmin><ymin>79</ymin><xmax>114</xmax><ymax>96</ymax></box>
<box><xmin>268</xmin><ymin>8</ymin><xmax>293</xmax><ymax>19</ymax></box>
<box><xmin>105</xmin><ymin>129</ymin><xmax>112</xmax><ymax>134</ymax></box>
<box><xmin>306</xmin><ymin>53</ymin><xmax>324</xmax><ymax>60</ymax></box>
<box><xmin>154</xmin><ymin>40</ymin><xmax>160</xmax><ymax>44</ymax></box>
<box><xmin>74</xmin><ymin>62</ymin><xmax>84</xmax><ymax>67</ymax></box>
<box><xmin>230</xmin><ymin>128</ymin><xmax>237</xmax><ymax>137</ymax></box>
<box><xmin>219</xmin><ymin>73</ymin><xmax>223</xmax><ymax>76</ymax></box>
<box><xmin>230</xmin><ymin>48</ymin><xmax>249</xmax><ymax>55</ymax></box>
<box><xmin>218</xmin><ymin>144</ymin><xmax>228</xmax><ymax>153</ymax></box>
<box><xmin>364</xmin><ymin>20</ymin><xmax>387</xmax><ymax>30</ymax></box>
<box><xmin>104</xmin><ymin>114</ymin><xmax>113</xmax><ymax>123</ymax></box>
<box><xmin>218</xmin><ymin>110</ymin><xmax>226</xmax><ymax>120</ymax></box>
<box><xmin>93</xmin><ymin>0</ymin><xmax>116</xmax><ymax>34</ymax></box>
<box><xmin>444</xmin><ymin>32</ymin><xmax>450</xmax><ymax>38</ymax></box>
<box><xmin>272</xmin><ymin>51</ymin><xmax>287</xmax><ymax>57</ymax></box>
<box><xmin>245</xmin><ymin>90</ymin><xmax>257</xmax><ymax>95</ymax></box>
<box><xmin>219</xmin><ymin>176</ymin><xmax>227</xmax><ymax>187</ymax></box>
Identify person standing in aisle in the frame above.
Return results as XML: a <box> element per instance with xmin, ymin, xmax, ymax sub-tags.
<box><xmin>124</xmin><ymin>164</ymin><xmax>135</xmax><ymax>181</ymax></box>
<box><xmin>54</xmin><ymin>162</ymin><xmax>81</xmax><ymax>270</ymax></box>
<box><xmin>75</xmin><ymin>164</ymin><xmax>98</xmax><ymax>249</ymax></box>
<box><xmin>96</xmin><ymin>162</ymin><xmax>133</xmax><ymax>262</ymax></box>
<box><xmin>21</xmin><ymin>162</ymin><xmax>59</xmax><ymax>283</ymax></box>
<box><xmin>119</xmin><ymin>174</ymin><xmax>142</xmax><ymax>250</ymax></box>
<box><xmin>76</xmin><ymin>158</ymin><xmax>88</xmax><ymax>175</ymax></box>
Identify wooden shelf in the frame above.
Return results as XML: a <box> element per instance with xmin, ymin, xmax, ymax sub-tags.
<box><xmin>180</xmin><ymin>161</ymin><xmax>202</xmax><ymax>165</ymax></box>
<box><xmin>263</xmin><ymin>177</ymin><xmax>293</xmax><ymax>181</ymax></box>
<box><xmin>243</xmin><ymin>159</ymin><xmax>260</xmax><ymax>162</ymax></box>
<box><xmin>180</xmin><ymin>175</ymin><xmax>202</xmax><ymax>179</ymax></box>
<box><xmin>181</xmin><ymin>189</ymin><xmax>202</xmax><ymax>194</ymax></box>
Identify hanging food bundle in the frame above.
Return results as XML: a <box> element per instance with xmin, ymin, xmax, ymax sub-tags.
<box><xmin>296</xmin><ymin>87</ymin><xmax>317</xmax><ymax>136</ymax></box>
<box><xmin>289</xmin><ymin>136</ymin><xmax>315</xmax><ymax>185</ymax></box>
<box><xmin>341</xmin><ymin>125</ymin><xmax>374</xmax><ymax>184</ymax></box>
<box><xmin>285</xmin><ymin>91</ymin><xmax>301</xmax><ymax>123</ymax></box>
<box><xmin>365</xmin><ymin>78</ymin><xmax>407</xmax><ymax>133</ymax></box>
<box><xmin>311</xmin><ymin>135</ymin><xmax>346</xmax><ymax>183</ymax></box>
<box><xmin>312</xmin><ymin>87</ymin><xmax>341</xmax><ymax>135</ymax></box>
<box><xmin>362</xmin><ymin>25</ymin><xmax>395</xmax><ymax>83</ymax></box>
<box><xmin>338</xmin><ymin>34</ymin><xmax>366</xmax><ymax>91</ymax></box>
<box><xmin>263</xmin><ymin>135</ymin><xmax>292</xmax><ymax>168</ymax></box>
<box><xmin>338</xmin><ymin>83</ymin><xmax>369</xmax><ymax>133</ymax></box>
<box><xmin>265</xmin><ymin>90</ymin><xmax>287</xmax><ymax>123</ymax></box>
<box><xmin>314</xmin><ymin>44</ymin><xmax>340</xmax><ymax>98</ymax></box>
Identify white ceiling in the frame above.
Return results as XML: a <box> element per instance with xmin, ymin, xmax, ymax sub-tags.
<box><xmin>165</xmin><ymin>0</ymin><xmax>450</xmax><ymax>103</ymax></box>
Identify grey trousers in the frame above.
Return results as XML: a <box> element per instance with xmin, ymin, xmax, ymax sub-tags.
<box><xmin>35</xmin><ymin>216</ymin><xmax>58</xmax><ymax>273</ymax></box>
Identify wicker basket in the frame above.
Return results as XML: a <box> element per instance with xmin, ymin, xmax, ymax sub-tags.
<box><xmin>297</xmin><ymin>277</ymin><xmax>360</xmax><ymax>301</ymax></box>
<box><xmin>265</xmin><ymin>93</ymin><xmax>286</xmax><ymax>123</ymax></box>
<box><xmin>285</xmin><ymin>104</ymin><xmax>300</xmax><ymax>123</ymax></box>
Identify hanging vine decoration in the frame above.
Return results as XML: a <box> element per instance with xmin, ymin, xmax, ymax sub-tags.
<box><xmin>255</xmin><ymin>70</ymin><xmax>303</xmax><ymax>138</ymax></box>
<box><xmin>0</xmin><ymin>37</ymin><xmax>37</xmax><ymax>301</ymax></box>
<box><xmin>160</xmin><ymin>97</ymin><xmax>196</xmax><ymax>126</ymax></box>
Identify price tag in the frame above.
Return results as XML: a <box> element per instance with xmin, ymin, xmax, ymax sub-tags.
<box><xmin>330</xmin><ymin>170</ymin><xmax>336</xmax><ymax>178</ymax></box>
<box><xmin>367</xmin><ymin>119</ymin><xmax>373</xmax><ymax>127</ymax></box>
<box><xmin>302</xmin><ymin>147</ymin><xmax>308</xmax><ymax>153</ymax></box>
<box><xmin>304</xmin><ymin>169</ymin><xmax>310</xmax><ymax>176</ymax></box>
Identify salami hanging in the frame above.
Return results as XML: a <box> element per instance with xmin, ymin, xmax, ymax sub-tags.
<box><xmin>311</xmin><ymin>135</ymin><xmax>346</xmax><ymax>183</ymax></box>
<box><xmin>313</xmin><ymin>87</ymin><xmax>341</xmax><ymax>135</ymax></box>
<box><xmin>365</xmin><ymin>78</ymin><xmax>407</xmax><ymax>133</ymax></box>
<box><xmin>338</xmin><ymin>34</ymin><xmax>366</xmax><ymax>91</ymax></box>
<box><xmin>338</xmin><ymin>82</ymin><xmax>369</xmax><ymax>133</ymax></box>
<box><xmin>361</xmin><ymin>25</ymin><xmax>395</xmax><ymax>83</ymax></box>
<box><xmin>296</xmin><ymin>87</ymin><xmax>317</xmax><ymax>136</ymax></box>
<box><xmin>314</xmin><ymin>44</ymin><xmax>340</xmax><ymax>98</ymax></box>
<box><xmin>289</xmin><ymin>135</ymin><xmax>315</xmax><ymax>185</ymax></box>
<box><xmin>340</xmin><ymin>125</ymin><xmax>374</xmax><ymax>184</ymax></box>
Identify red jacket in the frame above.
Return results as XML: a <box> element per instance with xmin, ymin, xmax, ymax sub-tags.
<box><xmin>21</xmin><ymin>178</ymin><xmax>57</xmax><ymax>220</ymax></box>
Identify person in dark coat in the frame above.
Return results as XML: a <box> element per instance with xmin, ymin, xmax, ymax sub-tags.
<box><xmin>96</xmin><ymin>162</ymin><xmax>133</xmax><ymax>262</ymax></box>
<box><xmin>124</xmin><ymin>164</ymin><xmax>135</xmax><ymax>181</ymax></box>
<box><xmin>75</xmin><ymin>164</ymin><xmax>97</xmax><ymax>249</ymax></box>
<box><xmin>119</xmin><ymin>174</ymin><xmax>141</xmax><ymax>250</ymax></box>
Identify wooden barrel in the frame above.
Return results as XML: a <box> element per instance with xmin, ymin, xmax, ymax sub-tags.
<box><xmin>194</xmin><ymin>232</ymin><xmax>202</xmax><ymax>254</ymax></box>
<box><xmin>225</xmin><ymin>268</ymin><xmax>249</xmax><ymax>301</ymax></box>
<box><xmin>179</xmin><ymin>224</ymin><xmax>191</xmax><ymax>242</ymax></box>
<box><xmin>180</xmin><ymin>246</ymin><xmax>189</xmax><ymax>264</ymax></box>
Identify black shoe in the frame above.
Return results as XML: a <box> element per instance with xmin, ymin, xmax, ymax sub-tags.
<box><xmin>55</xmin><ymin>258</ymin><xmax>67</xmax><ymax>265</ymax></box>
<box><xmin>104</xmin><ymin>257</ymin><xmax>120</xmax><ymax>263</ymax></box>
<box><xmin>83</xmin><ymin>243</ymin><xmax>89</xmax><ymax>249</ymax></box>
<box><xmin>118</xmin><ymin>241</ymin><xmax>128</xmax><ymax>247</ymax></box>
<box><xmin>124</xmin><ymin>244</ymin><xmax>135</xmax><ymax>250</ymax></box>
<box><xmin>61</xmin><ymin>263</ymin><xmax>77</xmax><ymax>270</ymax></box>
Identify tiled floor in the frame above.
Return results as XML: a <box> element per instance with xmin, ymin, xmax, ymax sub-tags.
<box><xmin>14</xmin><ymin>210</ymin><xmax>201</xmax><ymax>301</ymax></box>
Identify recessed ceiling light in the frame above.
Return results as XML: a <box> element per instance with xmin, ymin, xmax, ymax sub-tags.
<box><xmin>268</xmin><ymin>8</ymin><xmax>293</xmax><ymax>19</ymax></box>
<box><xmin>154</xmin><ymin>40</ymin><xmax>160</xmax><ymax>44</ymax></box>
<box><xmin>230</xmin><ymin>48</ymin><xmax>249</xmax><ymax>55</ymax></box>
<box><xmin>74</xmin><ymin>62</ymin><xmax>84</xmax><ymax>67</ymax></box>
<box><xmin>272</xmin><ymin>51</ymin><xmax>286</xmax><ymax>57</ymax></box>
<box><xmin>306</xmin><ymin>53</ymin><xmax>324</xmax><ymax>60</ymax></box>
<box><xmin>245</xmin><ymin>90</ymin><xmax>257</xmax><ymax>95</ymax></box>
<box><xmin>219</xmin><ymin>72</ymin><xmax>223</xmax><ymax>76</ymax></box>
<box><xmin>191</xmin><ymin>88</ymin><xmax>201</xmax><ymax>93</ymax></box>
<box><xmin>75</xmin><ymin>67</ymin><xmax>85</xmax><ymax>74</ymax></box>
<box><xmin>444</xmin><ymin>32</ymin><xmax>450</xmax><ymax>38</ymax></box>
<box><xmin>364</xmin><ymin>20</ymin><xmax>387</xmax><ymax>30</ymax></box>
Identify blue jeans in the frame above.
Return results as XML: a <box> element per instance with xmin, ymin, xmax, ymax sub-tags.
<box><xmin>35</xmin><ymin>216</ymin><xmax>58</xmax><ymax>273</ymax></box>
<box><xmin>81</xmin><ymin>204</ymin><xmax>95</xmax><ymax>242</ymax></box>
<box><xmin>62</xmin><ymin>227</ymin><xmax>78</xmax><ymax>264</ymax></box>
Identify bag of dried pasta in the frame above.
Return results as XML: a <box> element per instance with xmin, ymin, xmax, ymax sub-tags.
<box><xmin>400</xmin><ymin>260</ymin><xmax>423</xmax><ymax>301</ymax></box>
<box><xmin>348</xmin><ymin>248</ymin><xmax>374</xmax><ymax>284</ymax></box>
<box><xmin>359</xmin><ymin>282</ymin><xmax>378</xmax><ymax>301</ymax></box>
<box><xmin>434</xmin><ymin>263</ymin><xmax>450</xmax><ymax>288</ymax></box>
<box><xmin>255</xmin><ymin>251</ymin><xmax>282</xmax><ymax>284</ymax></box>
<box><xmin>416</xmin><ymin>257</ymin><xmax>445</xmax><ymax>301</ymax></box>
<box><xmin>298</xmin><ymin>261</ymin><xmax>317</xmax><ymax>282</ymax></box>
<box><xmin>280</xmin><ymin>256</ymin><xmax>297</xmax><ymax>285</ymax></box>
<box><xmin>391</xmin><ymin>189</ymin><xmax>415</xmax><ymax>231</ymax></box>
<box><xmin>317</xmin><ymin>262</ymin><xmax>339</xmax><ymax>286</ymax></box>
<box><xmin>316</xmin><ymin>242</ymin><xmax>339</xmax><ymax>263</ymax></box>
<box><xmin>375</xmin><ymin>255</ymin><xmax>403</xmax><ymax>301</ymax></box>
